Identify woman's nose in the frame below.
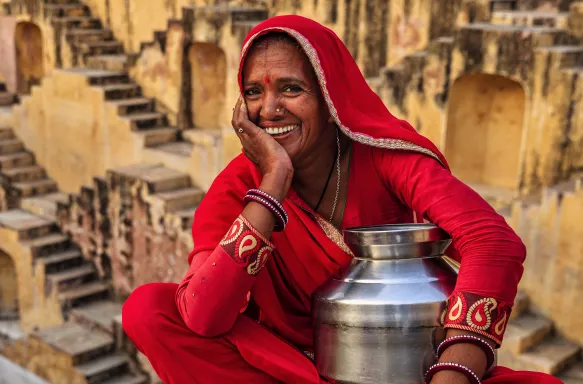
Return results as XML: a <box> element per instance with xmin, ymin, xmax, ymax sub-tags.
<box><xmin>260</xmin><ymin>95</ymin><xmax>283</xmax><ymax>120</ymax></box>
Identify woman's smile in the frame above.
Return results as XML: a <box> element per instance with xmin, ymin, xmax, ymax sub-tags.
<box><xmin>261</xmin><ymin>124</ymin><xmax>300</xmax><ymax>139</ymax></box>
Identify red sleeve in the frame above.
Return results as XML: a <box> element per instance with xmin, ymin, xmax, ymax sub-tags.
<box><xmin>377</xmin><ymin>148</ymin><xmax>525</xmax><ymax>345</ymax></box>
<box><xmin>175</xmin><ymin>156</ymin><xmax>272</xmax><ymax>337</ymax></box>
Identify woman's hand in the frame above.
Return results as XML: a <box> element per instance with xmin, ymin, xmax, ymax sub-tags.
<box><xmin>232</xmin><ymin>97</ymin><xmax>293</xmax><ymax>177</ymax></box>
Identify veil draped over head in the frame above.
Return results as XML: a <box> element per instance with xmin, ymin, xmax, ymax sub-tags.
<box><xmin>237</xmin><ymin>15</ymin><xmax>449</xmax><ymax>169</ymax></box>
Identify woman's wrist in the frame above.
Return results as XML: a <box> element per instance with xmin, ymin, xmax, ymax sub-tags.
<box><xmin>260</xmin><ymin>167</ymin><xmax>294</xmax><ymax>202</ymax></box>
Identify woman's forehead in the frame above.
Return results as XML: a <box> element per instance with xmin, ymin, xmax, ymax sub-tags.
<box><xmin>243</xmin><ymin>42</ymin><xmax>314</xmax><ymax>82</ymax></box>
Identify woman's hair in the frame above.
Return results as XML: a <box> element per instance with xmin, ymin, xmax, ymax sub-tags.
<box><xmin>247</xmin><ymin>32</ymin><xmax>302</xmax><ymax>54</ymax></box>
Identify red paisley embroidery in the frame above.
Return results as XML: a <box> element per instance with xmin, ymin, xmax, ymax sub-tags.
<box><xmin>234</xmin><ymin>231</ymin><xmax>261</xmax><ymax>264</ymax></box>
<box><xmin>447</xmin><ymin>293</ymin><xmax>466</xmax><ymax>324</ymax></box>
<box><xmin>219</xmin><ymin>215</ymin><xmax>274</xmax><ymax>275</ymax></box>
<box><xmin>220</xmin><ymin>218</ymin><xmax>244</xmax><ymax>246</ymax></box>
<box><xmin>444</xmin><ymin>292</ymin><xmax>513</xmax><ymax>346</ymax></box>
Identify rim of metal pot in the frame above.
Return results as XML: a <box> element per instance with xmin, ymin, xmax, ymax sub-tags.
<box><xmin>343</xmin><ymin>223</ymin><xmax>450</xmax><ymax>245</ymax></box>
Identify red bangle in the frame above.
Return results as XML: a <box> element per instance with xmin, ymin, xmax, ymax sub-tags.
<box><xmin>243</xmin><ymin>194</ymin><xmax>286</xmax><ymax>231</ymax></box>
<box><xmin>425</xmin><ymin>362</ymin><xmax>481</xmax><ymax>384</ymax></box>
<box><xmin>248</xmin><ymin>189</ymin><xmax>288</xmax><ymax>223</ymax></box>
<box><xmin>437</xmin><ymin>335</ymin><xmax>495</xmax><ymax>371</ymax></box>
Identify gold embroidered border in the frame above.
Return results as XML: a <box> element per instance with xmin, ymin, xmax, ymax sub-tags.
<box><xmin>314</xmin><ymin>215</ymin><xmax>354</xmax><ymax>256</ymax></box>
<box><xmin>240</xmin><ymin>27</ymin><xmax>444</xmax><ymax>165</ymax></box>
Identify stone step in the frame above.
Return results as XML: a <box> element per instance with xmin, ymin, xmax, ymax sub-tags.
<box><xmin>0</xmin><ymin>139</ymin><xmax>24</xmax><ymax>155</ymax></box>
<box><xmin>1</xmin><ymin>165</ymin><xmax>46</xmax><ymax>183</ymax></box>
<box><xmin>122</xmin><ymin>112</ymin><xmax>166</xmax><ymax>130</ymax></box>
<box><xmin>560</xmin><ymin>363</ymin><xmax>583</xmax><ymax>384</ymax></box>
<box><xmin>0</xmin><ymin>209</ymin><xmax>56</xmax><ymax>240</ymax></box>
<box><xmin>76</xmin><ymin>353</ymin><xmax>130</xmax><ymax>384</ymax></box>
<box><xmin>100</xmin><ymin>83</ymin><xmax>141</xmax><ymax>100</ymax></box>
<box><xmin>10</xmin><ymin>178</ymin><xmax>59</xmax><ymax>198</ymax></box>
<box><xmin>136</xmin><ymin>126</ymin><xmax>179</xmax><ymax>147</ymax></box>
<box><xmin>81</xmin><ymin>69</ymin><xmax>129</xmax><ymax>86</ymax></box>
<box><xmin>86</xmin><ymin>54</ymin><xmax>134</xmax><ymax>72</ymax></box>
<box><xmin>59</xmin><ymin>281</ymin><xmax>110</xmax><ymax>308</ymax></box>
<box><xmin>0</xmin><ymin>127</ymin><xmax>14</xmax><ymax>140</ymax></box>
<box><xmin>491</xmin><ymin>10</ymin><xmax>569</xmax><ymax>27</ymax></box>
<box><xmin>69</xmin><ymin>300</ymin><xmax>122</xmax><ymax>335</ymax></box>
<box><xmin>46</xmin><ymin>264</ymin><xmax>97</xmax><ymax>290</ymax></box>
<box><xmin>536</xmin><ymin>45</ymin><xmax>583</xmax><ymax>68</ymax></box>
<box><xmin>44</xmin><ymin>0</ymin><xmax>81</xmax><ymax>5</ymax></box>
<box><xmin>108</xmin><ymin>97</ymin><xmax>153</xmax><ymax>115</ymax></box>
<box><xmin>511</xmin><ymin>291</ymin><xmax>529</xmax><ymax>320</ymax></box>
<box><xmin>111</xmin><ymin>163</ymin><xmax>192</xmax><ymax>193</ymax></box>
<box><xmin>173</xmin><ymin>207</ymin><xmax>196</xmax><ymax>230</ymax></box>
<box><xmin>519</xmin><ymin>337</ymin><xmax>581</xmax><ymax>375</ymax></box>
<box><xmin>40</xmin><ymin>249</ymin><xmax>84</xmax><ymax>274</ymax></box>
<box><xmin>101</xmin><ymin>373</ymin><xmax>148</xmax><ymax>384</ymax></box>
<box><xmin>0</xmin><ymin>152</ymin><xmax>34</xmax><ymax>170</ymax></box>
<box><xmin>459</xmin><ymin>23</ymin><xmax>571</xmax><ymax>46</ymax></box>
<box><xmin>152</xmin><ymin>141</ymin><xmax>193</xmax><ymax>157</ymax></box>
<box><xmin>21</xmin><ymin>233</ymin><xmax>71</xmax><ymax>257</ymax></box>
<box><xmin>79</xmin><ymin>40</ymin><xmax>124</xmax><ymax>56</ymax></box>
<box><xmin>33</xmin><ymin>322</ymin><xmax>113</xmax><ymax>365</ymax></box>
<box><xmin>67</xmin><ymin>28</ymin><xmax>113</xmax><ymax>44</ymax></box>
<box><xmin>504</xmin><ymin>313</ymin><xmax>553</xmax><ymax>354</ymax></box>
<box><xmin>51</xmin><ymin>16</ymin><xmax>101</xmax><ymax>29</ymax></box>
<box><xmin>156</xmin><ymin>187</ymin><xmax>204</xmax><ymax>212</ymax></box>
<box><xmin>20</xmin><ymin>191</ymin><xmax>70</xmax><ymax>220</ymax></box>
<box><xmin>0</xmin><ymin>91</ymin><xmax>15</xmax><ymax>106</ymax></box>
<box><xmin>44</xmin><ymin>3</ymin><xmax>88</xmax><ymax>18</ymax></box>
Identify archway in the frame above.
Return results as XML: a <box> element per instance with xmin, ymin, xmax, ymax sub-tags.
<box><xmin>15</xmin><ymin>21</ymin><xmax>44</xmax><ymax>94</ymax></box>
<box><xmin>189</xmin><ymin>43</ymin><xmax>227</xmax><ymax>129</ymax></box>
<box><xmin>0</xmin><ymin>250</ymin><xmax>18</xmax><ymax>319</ymax></box>
<box><xmin>445</xmin><ymin>73</ymin><xmax>526</xmax><ymax>192</ymax></box>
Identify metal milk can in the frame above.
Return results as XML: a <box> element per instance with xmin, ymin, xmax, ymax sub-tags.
<box><xmin>312</xmin><ymin>223</ymin><xmax>458</xmax><ymax>384</ymax></box>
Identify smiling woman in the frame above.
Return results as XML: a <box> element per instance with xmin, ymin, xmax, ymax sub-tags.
<box><xmin>122</xmin><ymin>15</ymin><xmax>562</xmax><ymax>384</ymax></box>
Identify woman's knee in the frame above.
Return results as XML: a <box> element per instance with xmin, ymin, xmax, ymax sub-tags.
<box><xmin>122</xmin><ymin>282</ymin><xmax>179</xmax><ymax>342</ymax></box>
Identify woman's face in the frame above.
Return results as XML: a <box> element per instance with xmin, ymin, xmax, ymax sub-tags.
<box><xmin>242</xmin><ymin>39</ymin><xmax>332</xmax><ymax>163</ymax></box>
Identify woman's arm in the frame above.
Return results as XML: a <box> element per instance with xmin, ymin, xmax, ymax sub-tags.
<box><xmin>175</xmin><ymin>168</ymin><xmax>291</xmax><ymax>337</ymax></box>
<box><xmin>176</xmin><ymin>98</ymin><xmax>294</xmax><ymax>337</ymax></box>
<box><xmin>378</xmin><ymin>148</ymin><xmax>526</xmax><ymax>381</ymax></box>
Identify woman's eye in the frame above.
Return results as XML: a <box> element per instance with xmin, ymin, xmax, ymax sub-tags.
<box><xmin>283</xmin><ymin>85</ymin><xmax>302</xmax><ymax>93</ymax></box>
<box><xmin>244</xmin><ymin>88</ymin><xmax>260</xmax><ymax>96</ymax></box>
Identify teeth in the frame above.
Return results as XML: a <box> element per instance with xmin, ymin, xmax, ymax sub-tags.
<box><xmin>266</xmin><ymin>125</ymin><xmax>298</xmax><ymax>135</ymax></box>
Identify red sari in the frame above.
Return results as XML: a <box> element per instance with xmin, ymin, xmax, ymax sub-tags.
<box><xmin>122</xmin><ymin>15</ymin><xmax>563</xmax><ymax>384</ymax></box>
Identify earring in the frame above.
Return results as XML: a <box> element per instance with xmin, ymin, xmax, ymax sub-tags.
<box><xmin>276</xmin><ymin>108</ymin><xmax>281</xmax><ymax>112</ymax></box>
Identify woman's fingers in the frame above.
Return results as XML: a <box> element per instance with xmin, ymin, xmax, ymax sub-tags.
<box><xmin>231</xmin><ymin>96</ymin><xmax>243</xmax><ymax>132</ymax></box>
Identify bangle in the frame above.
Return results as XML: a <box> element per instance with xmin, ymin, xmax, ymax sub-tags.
<box><xmin>437</xmin><ymin>335</ymin><xmax>495</xmax><ymax>371</ymax></box>
<box><xmin>243</xmin><ymin>194</ymin><xmax>286</xmax><ymax>231</ymax></box>
<box><xmin>248</xmin><ymin>189</ymin><xmax>288</xmax><ymax>223</ymax></box>
<box><xmin>425</xmin><ymin>362</ymin><xmax>481</xmax><ymax>384</ymax></box>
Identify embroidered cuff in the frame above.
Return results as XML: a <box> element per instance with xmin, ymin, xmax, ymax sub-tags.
<box><xmin>442</xmin><ymin>291</ymin><xmax>512</xmax><ymax>347</ymax></box>
<box><xmin>219</xmin><ymin>215</ymin><xmax>274</xmax><ymax>276</ymax></box>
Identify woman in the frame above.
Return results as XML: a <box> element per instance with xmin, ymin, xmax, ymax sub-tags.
<box><xmin>122</xmin><ymin>15</ymin><xmax>562</xmax><ymax>384</ymax></box>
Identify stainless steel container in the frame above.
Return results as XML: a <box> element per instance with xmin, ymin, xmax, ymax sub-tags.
<box><xmin>312</xmin><ymin>224</ymin><xmax>458</xmax><ymax>384</ymax></box>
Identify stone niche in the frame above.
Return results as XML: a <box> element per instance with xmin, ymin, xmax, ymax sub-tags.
<box><xmin>14</xmin><ymin>21</ymin><xmax>44</xmax><ymax>94</ymax></box>
<box><xmin>189</xmin><ymin>42</ymin><xmax>227</xmax><ymax>129</ymax></box>
<box><xmin>0</xmin><ymin>249</ymin><xmax>18</xmax><ymax>318</ymax></box>
<box><xmin>445</xmin><ymin>73</ymin><xmax>526</xmax><ymax>194</ymax></box>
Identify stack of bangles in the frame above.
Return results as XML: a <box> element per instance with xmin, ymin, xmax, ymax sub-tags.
<box><xmin>243</xmin><ymin>189</ymin><xmax>288</xmax><ymax>231</ymax></box>
<box><xmin>424</xmin><ymin>335</ymin><xmax>496</xmax><ymax>384</ymax></box>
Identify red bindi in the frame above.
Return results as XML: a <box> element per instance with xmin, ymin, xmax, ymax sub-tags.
<box><xmin>264</xmin><ymin>76</ymin><xmax>270</xmax><ymax>84</ymax></box>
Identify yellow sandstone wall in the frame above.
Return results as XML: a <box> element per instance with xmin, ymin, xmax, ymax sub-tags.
<box><xmin>509</xmin><ymin>178</ymin><xmax>583</xmax><ymax>346</ymax></box>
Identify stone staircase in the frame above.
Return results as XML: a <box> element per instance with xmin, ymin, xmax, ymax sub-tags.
<box><xmin>500</xmin><ymin>292</ymin><xmax>583</xmax><ymax>382</ymax></box>
<box><xmin>0</xmin><ymin>126</ymin><xmax>61</xmax><ymax>211</ymax></box>
<box><xmin>0</xmin><ymin>81</ymin><xmax>16</xmax><ymax>107</ymax></box>
<box><xmin>34</xmin><ymin>0</ymin><xmax>184</xmax><ymax>154</ymax></box>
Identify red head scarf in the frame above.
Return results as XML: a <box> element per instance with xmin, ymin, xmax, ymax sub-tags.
<box><xmin>238</xmin><ymin>15</ymin><xmax>449</xmax><ymax>168</ymax></box>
